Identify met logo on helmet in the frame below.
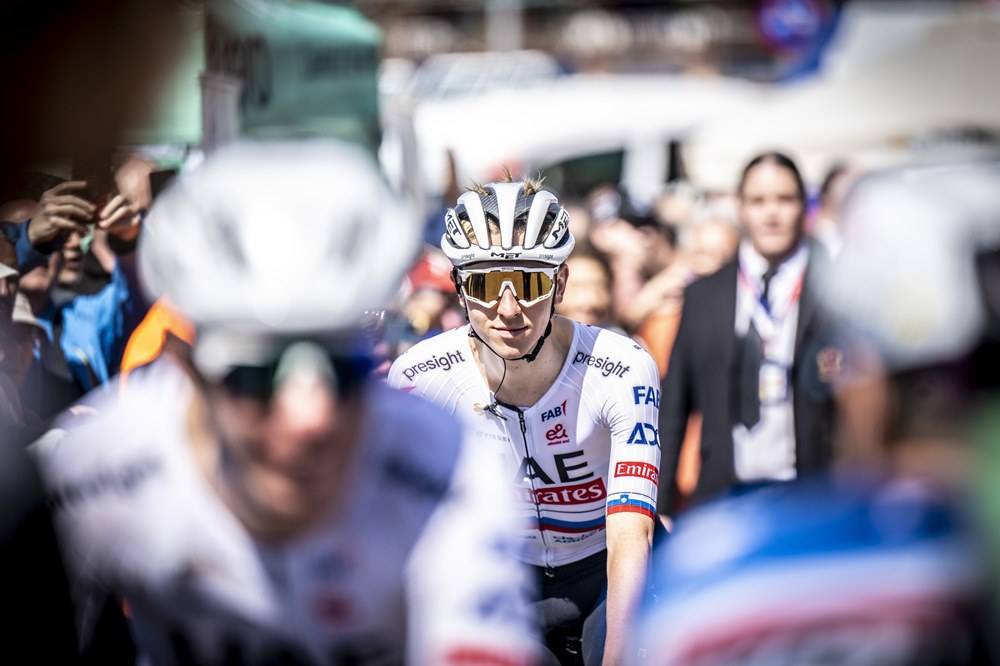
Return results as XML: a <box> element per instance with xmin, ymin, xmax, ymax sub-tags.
<box><xmin>489</xmin><ymin>251</ymin><xmax>523</xmax><ymax>259</ymax></box>
<box><xmin>444</xmin><ymin>210</ymin><xmax>463</xmax><ymax>239</ymax></box>
<box><xmin>547</xmin><ymin>208</ymin><xmax>569</xmax><ymax>242</ymax></box>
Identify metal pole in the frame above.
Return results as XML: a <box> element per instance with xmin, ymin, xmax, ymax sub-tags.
<box><xmin>486</xmin><ymin>0</ymin><xmax>523</xmax><ymax>52</ymax></box>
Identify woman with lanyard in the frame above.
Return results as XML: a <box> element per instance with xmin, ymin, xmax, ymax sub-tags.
<box><xmin>658</xmin><ymin>151</ymin><xmax>840</xmax><ymax>518</ymax></box>
<box><xmin>732</xmin><ymin>152</ymin><xmax>813</xmax><ymax>483</ymax></box>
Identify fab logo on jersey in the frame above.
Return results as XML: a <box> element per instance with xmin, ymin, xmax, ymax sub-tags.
<box><xmin>541</xmin><ymin>399</ymin><xmax>568</xmax><ymax>422</ymax></box>
<box><xmin>545</xmin><ymin>423</ymin><xmax>570</xmax><ymax>445</ymax></box>
<box><xmin>632</xmin><ymin>386</ymin><xmax>660</xmax><ymax>408</ymax></box>
<box><xmin>627</xmin><ymin>422</ymin><xmax>659</xmax><ymax>447</ymax></box>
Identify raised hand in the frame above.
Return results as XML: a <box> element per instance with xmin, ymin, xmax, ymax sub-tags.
<box><xmin>27</xmin><ymin>181</ymin><xmax>96</xmax><ymax>246</ymax></box>
<box><xmin>96</xmin><ymin>193</ymin><xmax>142</xmax><ymax>241</ymax></box>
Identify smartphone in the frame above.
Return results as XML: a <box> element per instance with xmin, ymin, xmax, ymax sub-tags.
<box><xmin>149</xmin><ymin>168</ymin><xmax>179</xmax><ymax>200</ymax></box>
<box><xmin>72</xmin><ymin>149</ymin><xmax>113</xmax><ymax>214</ymax></box>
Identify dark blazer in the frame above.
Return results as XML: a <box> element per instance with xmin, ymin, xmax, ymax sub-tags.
<box><xmin>657</xmin><ymin>243</ymin><xmax>839</xmax><ymax>515</ymax></box>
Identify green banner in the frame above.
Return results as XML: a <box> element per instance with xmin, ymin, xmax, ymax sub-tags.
<box><xmin>122</xmin><ymin>4</ymin><xmax>205</xmax><ymax>147</ymax></box>
<box><xmin>206</xmin><ymin>0</ymin><xmax>382</xmax><ymax>151</ymax></box>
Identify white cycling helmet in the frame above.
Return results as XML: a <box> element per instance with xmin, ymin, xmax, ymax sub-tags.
<box><xmin>139</xmin><ymin>140</ymin><xmax>419</xmax><ymax>336</ymax></box>
<box><xmin>820</xmin><ymin>158</ymin><xmax>1000</xmax><ymax>370</ymax></box>
<box><xmin>440</xmin><ymin>180</ymin><xmax>574</xmax><ymax>267</ymax></box>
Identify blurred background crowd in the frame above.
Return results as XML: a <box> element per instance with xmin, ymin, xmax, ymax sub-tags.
<box><xmin>3</xmin><ymin>0</ymin><xmax>1000</xmax><ymax>662</ymax></box>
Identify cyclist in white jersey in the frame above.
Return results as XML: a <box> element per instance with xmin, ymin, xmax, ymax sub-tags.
<box><xmin>33</xmin><ymin>142</ymin><xmax>539</xmax><ymax>666</ymax></box>
<box><xmin>388</xmin><ymin>177</ymin><xmax>660</xmax><ymax>665</ymax></box>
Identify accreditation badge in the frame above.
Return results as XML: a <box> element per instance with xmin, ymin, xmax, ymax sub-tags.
<box><xmin>816</xmin><ymin>346</ymin><xmax>844</xmax><ymax>384</ymax></box>
<box><xmin>759</xmin><ymin>361</ymin><xmax>790</xmax><ymax>405</ymax></box>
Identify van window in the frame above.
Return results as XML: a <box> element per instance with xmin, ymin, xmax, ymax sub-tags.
<box><xmin>539</xmin><ymin>150</ymin><xmax>624</xmax><ymax>199</ymax></box>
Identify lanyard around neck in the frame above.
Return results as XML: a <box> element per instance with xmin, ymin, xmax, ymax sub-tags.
<box><xmin>737</xmin><ymin>263</ymin><xmax>805</xmax><ymax>340</ymax></box>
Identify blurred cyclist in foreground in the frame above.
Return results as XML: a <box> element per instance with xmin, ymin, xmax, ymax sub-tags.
<box><xmin>629</xmin><ymin>159</ymin><xmax>1000</xmax><ymax>664</ymax></box>
<box><xmin>33</xmin><ymin>141</ymin><xmax>539</xmax><ymax>665</ymax></box>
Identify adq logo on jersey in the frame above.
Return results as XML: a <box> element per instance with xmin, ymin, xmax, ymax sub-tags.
<box><xmin>541</xmin><ymin>399</ymin><xmax>568</xmax><ymax>422</ymax></box>
<box><xmin>627</xmin><ymin>422</ymin><xmax>659</xmax><ymax>447</ymax></box>
<box><xmin>545</xmin><ymin>423</ymin><xmax>570</xmax><ymax>445</ymax></box>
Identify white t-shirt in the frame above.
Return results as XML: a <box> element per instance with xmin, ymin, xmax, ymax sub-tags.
<box><xmin>388</xmin><ymin>321</ymin><xmax>661</xmax><ymax>569</ymax></box>
<box><xmin>34</xmin><ymin>360</ymin><xmax>538</xmax><ymax>666</ymax></box>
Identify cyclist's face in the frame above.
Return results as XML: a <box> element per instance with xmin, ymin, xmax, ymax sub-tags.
<box><xmin>465</xmin><ymin>263</ymin><xmax>568</xmax><ymax>360</ymax></box>
<box><xmin>206</xmin><ymin>369</ymin><xmax>363</xmax><ymax>538</ymax></box>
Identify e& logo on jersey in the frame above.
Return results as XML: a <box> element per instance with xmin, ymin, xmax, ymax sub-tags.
<box><xmin>627</xmin><ymin>422</ymin><xmax>659</xmax><ymax>447</ymax></box>
<box><xmin>632</xmin><ymin>386</ymin><xmax>660</xmax><ymax>408</ymax></box>
<box><xmin>545</xmin><ymin>424</ymin><xmax>570</xmax><ymax>445</ymax></box>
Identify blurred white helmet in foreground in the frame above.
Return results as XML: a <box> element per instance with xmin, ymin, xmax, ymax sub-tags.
<box><xmin>822</xmin><ymin>159</ymin><xmax>1000</xmax><ymax>369</ymax></box>
<box><xmin>139</xmin><ymin>141</ymin><xmax>419</xmax><ymax>334</ymax></box>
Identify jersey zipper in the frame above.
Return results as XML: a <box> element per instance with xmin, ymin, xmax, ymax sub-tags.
<box><xmin>513</xmin><ymin>406</ymin><xmax>554</xmax><ymax>576</ymax></box>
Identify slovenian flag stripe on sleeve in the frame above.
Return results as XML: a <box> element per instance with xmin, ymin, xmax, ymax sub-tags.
<box><xmin>607</xmin><ymin>495</ymin><xmax>656</xmax><ymax>520</ymax></box>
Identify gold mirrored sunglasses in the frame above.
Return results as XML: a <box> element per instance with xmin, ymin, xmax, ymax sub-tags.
<box><xmin>457</xmin><ymin>267</ymin><xmax>557</xmax><ymax>308</ymax></box>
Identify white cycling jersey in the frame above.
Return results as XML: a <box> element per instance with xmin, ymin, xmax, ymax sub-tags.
<box><xmin>388</xmin><ymin>321</ymin><xmax>661</xmax><ymax>568</ymax></box>
<box><xmin>34</xmin><ymin>360</ymin><xmax>537</xmax><ymax>666</ymax></box>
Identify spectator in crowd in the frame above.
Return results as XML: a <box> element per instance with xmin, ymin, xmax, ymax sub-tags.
<box><xmin>1</xmin><ymin>211</ymin><xmax>82</xmax><ymax>420</ymax></box>
<box><xmin>588</xmin><ymin>187</ymin><xmax>677</xmax><ymax>326</ymax></box>
<box><xmin>0</xmin><ymin>235</ymin><xmax>24</xmax><ymax>421</ymax></box>
<box><xmin>657</xmin><ymin>152</ymin><xmax>841</xmax><ymax>517</ymax></box>
<box><xmin>628</xmin><ymin>216</ymin><xmax>740</xmax><ymax>370</ymax></box>
<box><xmin>403</xmin><ymin>247</ymin><xmax>464</xmax><ymax>338</ymax></box>
<box><xmin>0</xmin><ymin>235</ymin><xmax>17</xmax><ymax>321</ymax></box>
<box><xmin>555</xmin><ymin>243</ymin><xmax>619</xmax><ymax>330</ymax></box>
<box><xmin>0</xmin><ymin>179</ymin><xmax>86</xmax><ymax>276</ymax></box>
<box><xmin>0</xmin><ymin>235</ymin><xmax>46</xmax><ymax>439</ymax></box>
<box><xmin>10</xmin><ymin>294</ymin><xmax>45</xmax><ymax>386</ymax></box>
<box><xmin>810</xmin><ymin>162</ymin><xmax>860</xmax><ymax>257</ymax></box>
<box><xmin>30</xmin><ymin>169</ymin><xmax>145</xmax><ymax>395</ymax></box>
<box><xmin>564</xmin><ymin>202</ymin><xmax>592</xmax><ymax>247</ymax></box>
